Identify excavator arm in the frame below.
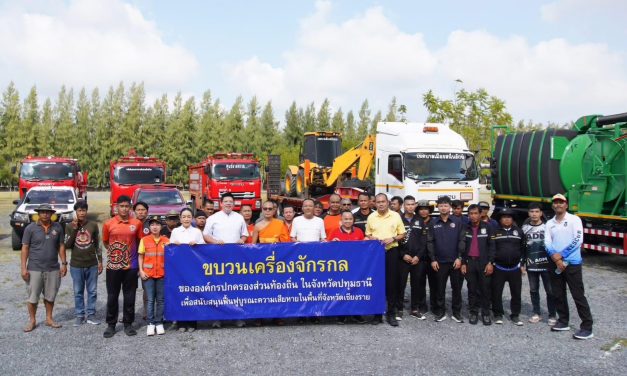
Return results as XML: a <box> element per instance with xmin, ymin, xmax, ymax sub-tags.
<box><xmin>324</xmin><ymin>135</ymin><xmax>376</xmax><ymax>187</ymax></box>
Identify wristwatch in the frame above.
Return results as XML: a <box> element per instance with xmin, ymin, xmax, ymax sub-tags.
<box><xmin>62</xmin><ymin>262</ymin><xmax>68</xmax><ymax>266</ymax></box>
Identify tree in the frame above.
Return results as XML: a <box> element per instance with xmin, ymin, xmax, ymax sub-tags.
<box><xmin>0</xmin><ymin>82</ymin><xmax>21</xmax><ymax>184</ymax></box>
<box><xmin>343</xmin><ymin>110</ymin><xmax>357</xmax><ymax>149</ymax></box>
<box><xmin>244</xmin><ymin>96</ymin><xmax>262</xmax><ymax>156</ymax></box>
<box><xmin>21</xmin><ymin>86</ymin><xmax>39</xmax><ymax>156</ymax></box>
<box><xmin>316</xmin><ymin>98</ymin><xmax>331</xmax><ymax>131</ymax></box>
<box><xmin>357</xmin><ymin>99</ymin><xmax>370</xmax><ymax>139</ymax></box>
<box><xmin>259</xmin><ymin>101</ymin><xmax>279</xmax><ymax>161</ymax></box>
<box><xmin>283</xmin><ymin>101</ymin><xmax>302</xmax><ymax>147</ymax></box>
<box><xmin>422</xmin><ymin>88</ymin><xmax>513</xmax><ymax>162</ymax></box>
<box><xmin>38</xmin><ymin>99</ymin><xmax>54</xmax><ymax>158</ymax></box>
<box><xmin>385</xmin><ymin>97</ymin><xmax>398</xmax><ymax>122</ymax></box>
<box><xmin>52</xmin><ymin>86</ymin><xmax>75</xmax><ymax>156</ymax></box>
<box><xmin>370</xmin><ymin>110</ymin><xmax>382</xmax><ymax>135</ymax></box>
<box><xmin>222</xmin><ymin>96</ymin><xmax>245</xmax><ymax>152</ymax></box>
<box><xmin>74</xmin><ymin>88</ymin><xmax>91</xmax><ymax>174</ymax></box>
<box><xmin>303</xmin><ymin>102</ymin><xmax>316</xmax><ymax>132</ymax></box>
<box><xmin>331</xmin><ymin>107</ymin><xmax>345</xmax><ymax>134</ymax></box>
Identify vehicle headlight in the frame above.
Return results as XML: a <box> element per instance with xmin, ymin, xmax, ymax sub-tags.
<box><xmin>13</xmin><ymin>212</ymin><xmax>30</xmax><ymax>223</ymax></box>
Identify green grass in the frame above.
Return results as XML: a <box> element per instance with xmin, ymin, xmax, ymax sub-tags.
<box><xmin>601</xmin><ymin>338</ymin><xmax>626</xmax><ymax>352</ymax></box>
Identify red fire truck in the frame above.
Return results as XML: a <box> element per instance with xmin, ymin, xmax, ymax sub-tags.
<box><xmin>188</xmin><ymin>153</ymin><xmax>262</xmax><ymax>214</ymax></box>
<box><xmin>14</xmin><ymin>156</ymin><xmax>88</xmax><ymax>200</ymax></box>
<box><xmin>107</xmin><ymin>149</ymin><xmax>167</xmax><ymax>216</ymax></box>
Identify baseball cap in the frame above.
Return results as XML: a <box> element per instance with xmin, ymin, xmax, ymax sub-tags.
<box><xmin>495</xmin><ymin>208</ymin><xmax>515</xmax><ymax>218</ymax></box>
<box><xmin>478</xmin><ymin>201</ymin><xmax>490</xmax><ymax>209</ymax></box>
<box><xmin>552</xmin><ymin>193</ymin><xmax>567</xmax><ymax>202</ymax></box>
<box><xmin>34</xmin><ymin>204</ymin><xmax>55</xmax><ymax>212</ymax></box>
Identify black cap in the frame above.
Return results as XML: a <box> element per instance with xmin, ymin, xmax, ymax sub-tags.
<box><xmin>147</xmin><ymin>215</ymin><xmax>161</xmax><ymax>224</ymax></box>
<box><xmin>478</xmin><ymin>201</ymin><xmax>490</xmax><ymax>209</ymax></box>
<box><xmin>496</xmin><ymin>208</ymin><xmax>515</xmax><ymax>218</ymax></box>
<box><xmin>34</xmin><ymin>204</ymin><xmax>55</xmax><ymax>212</ymax></box>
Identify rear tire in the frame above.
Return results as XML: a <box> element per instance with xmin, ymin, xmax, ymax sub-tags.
<box><xmin>285</xmin><ymin>170</ymin><xmax>297</xmax><ymax>197</ymax></box>
<box><xmin>296</xmin><ymin>169</ymin><xmax>306</xmax><ymax>198</ymax></box>
<box><xmin>12</xmin><ymin>229</ymin><xmax>21</xmax><ymax>251</ymax></box>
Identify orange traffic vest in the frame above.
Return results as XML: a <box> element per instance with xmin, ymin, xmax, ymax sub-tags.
<box><xmin>142</xmin><ymin>235</ymin><xmax>168</xmax><ymax>279</ymax></box>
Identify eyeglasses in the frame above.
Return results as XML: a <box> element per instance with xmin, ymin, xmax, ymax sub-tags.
<box><xmin>341</xmin><ymin>203</ymin><xmax>351</xmax><ymax>206</ymax></box>
<box><xmin>262</xmin><ymin>207</ymin><xmax>274</xmax><ymax>211</ymax></box>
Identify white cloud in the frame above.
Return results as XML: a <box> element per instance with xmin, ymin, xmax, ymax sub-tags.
<box><xmin>0</xmin><ymin>0</ymin><xmax>198</xmax><ymax>94</ymax></box>
<box><xmin>540</xmin><ymin>0</ymin><xmax>627</xmax><ymax>23</ymax></box>
<box><xmin>226</xmin><ymin>0</ymin><xmax>627</xmax><ymax>123</ymax></box>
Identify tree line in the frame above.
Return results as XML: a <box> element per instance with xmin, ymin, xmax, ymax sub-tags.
<box><xmin>1</xmin><ymin>81</ymin><xmax>555</xmax><ymax>188</ymax></box>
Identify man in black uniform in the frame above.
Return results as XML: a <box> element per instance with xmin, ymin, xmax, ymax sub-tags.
<box><xmin>413</xmin><ymin>200</ymin><xmax>437</xmax><ymax>318</ymax></box>
<box><xmin>459</xmin><ymin>204</ymin><xmax>495</xmax><ymax>325</ymax></box>
<box><xmin>353</xmin><ymin>192</ymin><xmax>373</xmax><ymax>233</ymax></box>
<box><xmin>491</xmin><ymin>208</ymin><xmax>526</xmax><ymax>326</ymax></box>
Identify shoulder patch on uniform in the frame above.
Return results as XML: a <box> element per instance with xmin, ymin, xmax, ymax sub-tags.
<box><xmin>481</xmin><ymin>228</ymin><xmax>486</xmax><ymax>234</ymax></box>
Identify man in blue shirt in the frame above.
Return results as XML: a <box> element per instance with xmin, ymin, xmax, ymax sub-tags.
<box><xmin>545</xmin><ymin>194</ymin><xmax>593</xmax><ymax>340</ymax></box>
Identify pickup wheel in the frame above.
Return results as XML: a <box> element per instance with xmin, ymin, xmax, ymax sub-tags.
<box><xmin>12</xmin><ymin>229</ymin><xmax>21</xmax><ymax>251</ymax></box>
<box><xmin>285</xmin><ymin>170</ymin><xmax>297</xmax><ymax>197</ymax></box>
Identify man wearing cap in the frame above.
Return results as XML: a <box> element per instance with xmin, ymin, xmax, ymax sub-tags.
<box><xmin>479</xmin><ymin>201</ymin><xmax>498</xmax><ymax>229</ymax></box>
<box><xmin>545</xmin><ymin>194</ymin><xmax>593</xmax><ymax>340</ymax></box>
<box><xmin>491</xmin><ymin>208</ymin><xmax>526</xmax><ymax>326</ymax></box>
<box><xmin>413</xmin><ymin>200</ymin><xmax>438</xmax><ymax>317</ymax></box>
<box><xmin>459</xmin><ymin>204</ymin><xmax>495</xmax><ymax>325</ymax></box>
<box><xmin>428</xmin><ymin>196</ymin><xmax>464</xmax><ymax>323</ymax></box>
<box><xmin>21</xmin><ymin>204</ymin><xmax>67</xmax><ymax>332</ymax></box>
<box><xmin>160</xmin><ymin>209</ymin><xmax>180</xmax><ymax>238</ymax></box>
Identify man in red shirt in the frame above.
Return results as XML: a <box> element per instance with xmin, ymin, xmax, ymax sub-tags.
<box><xmin>102</xmin><ymin>195</ymin><xmax>143</xmax><ymax>338</ymax></box>
<box><xmin>328</xmin><ymin>211</ymin><xmax>365</xmax><ymax>241</ymax></box>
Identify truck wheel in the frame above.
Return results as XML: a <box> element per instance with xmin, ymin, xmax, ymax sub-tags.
<box><xmin>296</xmin><ymin>169</ymin><xmax>306</xmax><ymax>198</ymax></box>
<box><xmin>285</xmin><ymin>170</ymin><xmax>297</xmax><ymax>197</ymax></box>
<box><xmin>12</xmin><ymin>229</ymin><xmax>21</xmax><ymax>251</ymax></box>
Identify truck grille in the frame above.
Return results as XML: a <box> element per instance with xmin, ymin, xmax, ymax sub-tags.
<box><xmin>231</xmin><ymin>192</ymin><xmax>256</xmax><ymax>199</ymax></box>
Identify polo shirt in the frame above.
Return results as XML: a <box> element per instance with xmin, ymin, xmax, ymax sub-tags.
<box><xmin>322</xmin><ymin>212</ymin><xmax>341</xmax><ymax>237</ymax></box>
<box><xmin>203</xmin><ymin>210</ymin><xmax>248</xmax><ymax>243</ymax></box>
<box><xmin>102</xmin><ymin>216</ymin><xmax>143</xmax><ymax>270</ymax></box>
<box><xmin>290</xmin><ymin>215</ymin><xmax>326</xmax><ymax>242</ymax></box>
<box><xmin>170</xmin><ymin>225</ymin><xmax>205</xmax><ymax>244</ymax></box>
<box><xmin>327</xmin><ymin>226</ymin><xmax>365</xmax><ymax>241</ymax></box>
<box><xmin>429</xmin><ymin>215</ymin><xmax>463</xmax><ymax>263</ymax></box>
<box><xmin>365</xmin><ymin>210</ymin><xmax>406</xmax><ymax>250</ymax></box>
<box><xmin>22</xmin><ymin>221</ymin><xmax>64</xmax><ymax>272</ymax></box>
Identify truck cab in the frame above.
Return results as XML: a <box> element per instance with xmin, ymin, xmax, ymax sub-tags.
<box><xmin>16</xmin><ymin>156</ymin><xmax>88</xmax><ymax>200</ymax></box>
<box><xmin>375</xmin><ymin>122</ymin><xmax>480</xmax><ymax>212</ymax></box>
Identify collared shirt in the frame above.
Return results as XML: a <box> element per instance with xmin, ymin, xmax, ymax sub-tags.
<box><xmin>428</xmin><ymin>215</ymin><xmax>463</xmax><ymax>262</ymax></box>
<box><xmin>23</xmin><ymin>221</ymin><xmax>64</xmax><ymax>272</ymax></box>
<box><xmin>365</xmin><ymin>209</ymin><xmax>406</xmax><ymax>250</ymax></box>
<box><xmin>327</xmin><ymin>226</ymin><xmax>365</xmax><ymax>241</ymax></box>
<box><xmin>468</xmin><ymin>225</ymin><xmax>480</xmax><ymax>257</ymax></box>
<box><xmin>203</xmin><ymin>210</ymin><xmax>248</xmax><ymax>243</ymax></box>
<box><xmin>170</xmin><ymin>225</ymin><xmax>205</xmax><ymax>245</ymax></box>
<box><xmin>290</xmin><ymin>215</ymin><xmax>326</xmax><ymax>242</ymax></box>
<box><xmin>102</xmin><ymin>216</ymin><xmax>142</xmax><ymax>270</ymax></box>
<box><xmin>545</xmin><ymin>212</ymin><xmax>583</xmax><ymax>265</ymax></box>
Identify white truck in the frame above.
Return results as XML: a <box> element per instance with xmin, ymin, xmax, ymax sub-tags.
<box><xmin>375</xmin><ymin>122</ymin><xmax>480</xmax><ymax>212</ymax></box>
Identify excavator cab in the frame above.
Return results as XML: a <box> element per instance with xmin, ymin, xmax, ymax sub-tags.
<box><xmin>302</xmin><ymin>132</ymin><xmax>342</xmax><ymax>167</ymax></box>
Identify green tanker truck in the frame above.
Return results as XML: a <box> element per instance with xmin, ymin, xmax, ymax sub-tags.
<box><xmin>490</xmin><ymin>112</ymin><xmax>626</xmax><ymax>256</ymax></box>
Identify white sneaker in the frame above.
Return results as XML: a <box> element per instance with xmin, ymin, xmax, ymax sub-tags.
<box><xmin>528</xmin><ymin>314</ymin><xmax>541</xmax><ymax>324</ymax></box>
<box><xmin>156</xmin><ymin>324</ymin><xmax>165</xmax><ymax>335</ymax></box>
<box><xmin>548</xmin><ymin>317</ymin><xmax>557</xmax><ymax>326</ymax></box>
<box><xmin>147</xmin><ymin>324</ymin><xmax>155</xmax><ymax>336</ymax></box>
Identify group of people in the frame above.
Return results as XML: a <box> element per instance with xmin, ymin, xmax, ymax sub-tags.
<box><xmin>19</xmin><ymin>190</ymin><xmax>593</xmax><ymax>340</ymax></box>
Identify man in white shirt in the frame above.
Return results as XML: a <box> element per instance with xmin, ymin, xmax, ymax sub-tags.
<box><xmin>290</xmin><ymin>199</ymin><xmax>326</xmax><ymax>242</ymax></box>
<box><xmin>203</xmin><ymin>193</ymin><xmax>248</xmax><ymax>244</ymax></box>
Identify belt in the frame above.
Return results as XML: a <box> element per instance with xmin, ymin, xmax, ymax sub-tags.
<box><xmin>495</xmin><ymin>263</ymin><xmax>520</xmax><ymax>272</ymax></box>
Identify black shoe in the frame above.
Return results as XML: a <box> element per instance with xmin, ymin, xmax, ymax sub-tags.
<box><xmin>573</xmin><ymin>329</ymin><xmax>594</xmax><ymax>340</ymax></box>
<box><xmin>434</xmin><ymin>314</ymin><xmax>447</xmax><ymax>322</ymax></box>
<box><xmin>124</xmin><ymin>324</ymin><xmax>137</xmax><ymax>336</ymax></box>
<box><xmin>337</xmin><ymin>317</ymin><xmax>346</xmax><ymax>325</ymax></box>
<box><xmin>103</xmin><ymin>325</ymin><xmax>116</xmax><ymax>338</ymax></box>
<box><xmin>451</xmin><ymin>314</ymin><xmax>464</xmax><ymax>323</ymax></box>
<box><xmin>352</xmin><ymin>315</ymin><xmax>367</xmax><ymax>324</ymax></box>
<box><xmin>386</xmin><ymin>316</ymin><xmax>399</xmax><ymax>327</ymax></box>
<box><xmin>551</xmin><ymin>322</ymin><xmax>571</xmax><ymax>331</ymax></box>
<box><xmin>469</xmin><ymin>313</ymin><xmax>478</xmax><ymax>325</ymax></box>
<box><xmin>370</xmin><ymin>315</ymin><xmax>383</xmax><ymax>325</ymax></box>
<box><xmin>482</xmin><ymin>315</ymin><xmax>492</xmax><ymax>326</ymax></box>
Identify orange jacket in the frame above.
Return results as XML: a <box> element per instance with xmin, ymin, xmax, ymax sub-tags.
<box><xmin>141</xmin><ymin>235</ymin><xmax>168</xmax><ymax>278</ymax></box>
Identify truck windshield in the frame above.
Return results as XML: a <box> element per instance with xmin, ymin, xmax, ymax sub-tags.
<box><xmin>114</xmin><ymin>166</ymin><xmax>164</xmax><ymax>184</ymax></box>
<box><xmin>136</xmin><ymin>190</ymin><xmax>184</xmax><ymax>205</ymax></box>
<box><xmin>25</xmin><ymin>190</ymin><xmax>75</xmax><ymax>204</ymax></box>
<box><xmin>403</xmin><ymin>152</ymin><xmax>478</xmax><ymax>181</ymax></box>
<box><xmin>20</xmin><ymin>162</ymin><xmax>74</xmax><ymax>181</ymax></box>
<box><xmin>212</xmin><ymin>163</ymin><xmax>260</xmax><ymax>181</ymax></box>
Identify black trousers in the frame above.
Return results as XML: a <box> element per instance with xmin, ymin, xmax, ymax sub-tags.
<box><xmin>385</xmin><ymin>247</ymin><xmax>400</xmax><ymax>315</ymax></box>
<box><xmin>550</xmin><ymin>263</ymin><xmax>593</xmax><ymax>331</ymax></box>
<box><xmin>491</xmin><ymin>267</ymin><xmax>521</xmax><ymax>318</ymax></box>
<box><xmin>415</xmin><ymin>260</ymin><xmax>438</xmax><ymax>313</ymax></box>
<box><xmin>106</xmin><ymin>268</ymin><xmax>138</xmax><ymax>326</ymax></box>
<box><xmin>465</xmin><ymin>258</ymin><xmax>491</xmax><ymax>315</ymax></box>
<box><xmin>398</xmin><ymin>260</ymin><xmax>419</xmax><ymax>311</ymax></box>
<box><xmin>435</xmin><ymin>262</ymin><xmax>462</xmax><ymax>317</ymax></box>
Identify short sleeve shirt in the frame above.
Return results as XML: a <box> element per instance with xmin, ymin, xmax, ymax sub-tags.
<box><xmin>23</xmin><ymin>222</ymin><xmax>64</xmax><ymax>272</ymax></box>
<box><xmin>170</xmin><ymin>226</ymin><xmax>205</xmax><ymax>245</ymax></box>
<box><xmin>365</xmin><ymin>210</ymin><xmax>406</xmax><ymax>250</ymax></box>
<box><xmin>290</xmin><ymin>215</ymin><xmax>326</xmax><ymax>242</ymax></box>
<box><xmin>102</xmin><ymin>216</ymin><xmax>143</xmax><ymax>270</ymax></box>
<box><xmin>203</xmin><ymin>210</ymin><xmax>248</xmax><ymax>243</ymax></box>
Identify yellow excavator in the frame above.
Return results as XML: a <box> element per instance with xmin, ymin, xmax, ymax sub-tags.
<box><xmin>284</xmin><ymin>132</ymin><xmax>376</xmax><ymax>197</ymax></box>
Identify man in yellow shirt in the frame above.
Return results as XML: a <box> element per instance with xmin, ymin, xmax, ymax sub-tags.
<box><xmin>366</xmin><ymin>193</ymin><xmax>406</xmax><ymax>326</ymax></box>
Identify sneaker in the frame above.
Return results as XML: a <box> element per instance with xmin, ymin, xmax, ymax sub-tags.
<box><xmin>410</xmin><ymin>311</ymin><xmax>426</xmax><ymax>320</ymax></box>
<box><xmin>86</xmin><ymin>316</ymin><xmax>101</xmax><ymax>325</ymax></box>
<box><xmin>528</xmin><ymin>314</ymin><xmax>541</xmax><ymax>324</ymax></box>
<box><xmin>469</xmin><ymin>313</ymin><xmax>478</xmax><ymax>325</ymax></box>
<box><xmin>235</xmin><ymin>320</ymin><xmax>246</xmax><ymax>328</ymax></box>
<box><xmin>451</xmin><ymin>314</ymin><xmax>464</xmax><ymax>323</ymax></box>
<box><xmin>156</xmin><ymin>324</ymin><xmax>165</xmax><ymax>335</ymax></box>
<box><xmin>73</xmin><ymin>317</ymin><xmax>84</xmax><ymax>327</ymax></box>
<box><xmin>548</xmin><ymin>317</ymin><xmax>557</xmax><ymax>326</ymax></box>
<box><xmin>482</xmin><ymin>315</ymin><xmax>492</xmax><ymax>326</ymax></box>
<box><xmin>435</xmin><ymin>314</ymin><xmax>447</xmax><ymax>322</ymax></box>
<box><xmin>211</xmin><ymin>321</ymin><xmax>222</xmax><ymax>328</ymax></box>
<box><xmin>124</xmin><ymin>324</ymin><xmax>137</xmax><ymax>336</ymax></box>
<box><xmin>395</xmin><ymin>316</ymin><xmax>403</xmax><ymax>321</ymax></box>
<box><xmin>103</xmin><ymin>325</ymin><xmax>116</xmax><ymax>338</ymax></box>
<box><xmin>386</xmin><ymin>316</ymin><xmax>399</xmax><ymax>327</ymax></box>
<box><xmin>352</xmin><ymin>315</ymin><xmax>366</xmax><ymax>324</ymax></box>
<box><xmin>573</xmin><ymin>329</ymin><xmax>594</xmax><ymax>340</ymax></box>
<box><xmin>551</xmin><ymin>322</ymin><xmax>571</xmax><ymax>331</ymax></box>
<box><xmin>397</xmin><ymin>310</ymin><xmax>404</xmax><ymax>320</ymax></box>
<box><xmin>147</xmin><ymin>324</ymin><xmax>156</xmax><ymax>336</ymax></box>
<box><xmin>510</xmin><ymin>315</ymin><xmax>523</xmax><ymax>326</ymax></box>
<box><xmin>494</xmin><ymin>316</ymin><xmax>503</xmax><ymax>325</ymax></box>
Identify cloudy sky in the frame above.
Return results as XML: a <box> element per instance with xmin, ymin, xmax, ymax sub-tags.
<box><xmin>0</xmin><ymin>0</ymin><xmax>625</xmax><ymax>124</ymax></box>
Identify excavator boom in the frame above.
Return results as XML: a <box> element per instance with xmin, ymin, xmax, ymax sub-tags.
<box><xmin>324</xmin><ymin>135</ymin><xmax>376</xmax><ymax>187</ymax></box>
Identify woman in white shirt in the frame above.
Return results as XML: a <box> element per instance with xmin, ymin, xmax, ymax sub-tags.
<box><xmin>168</xmin><ymin>208</ymin><xmax>204</xmax><ymax>332</ymax></box>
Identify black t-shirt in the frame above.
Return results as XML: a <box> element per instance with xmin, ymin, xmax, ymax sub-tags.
<box><xmin>353</xmin><ymin>209</ymin><xmax>372</xmax><ymax>232</ymax></box>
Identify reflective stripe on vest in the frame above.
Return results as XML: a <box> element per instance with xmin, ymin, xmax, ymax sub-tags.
<box><xmin>142</xmin><ymin>236</ymin><xmax>167</xmax><ymax>278</ymax></box>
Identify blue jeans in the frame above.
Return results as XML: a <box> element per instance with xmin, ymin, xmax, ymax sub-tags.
<box><xmin>144</xmin><ymin>277</ymin><xmax>165</xmax><ymax>324</ymax></box>
<box><xmin>528</xmin><ymin>271</ymin><xmax>556</xmax><ymax>317</ymax></box>
<box><xmin>70</xmin><ymin>265</ymin><xmax>99</xmax><ymax>318</ymax></box>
